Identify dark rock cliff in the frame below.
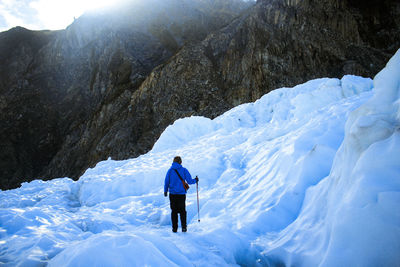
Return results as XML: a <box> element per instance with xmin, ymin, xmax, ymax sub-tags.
<box><xmin>123</xmin><ymin>0</ymin><xmax>399</xmax><ymax>165</ymax></box>
<box><xmin>0</xmin><ymin>27</ymin><xmax>59</xmax><ymax>186</ymax></box>
<box><xmin>0</xmin><ymin>0</ymin><xmax>398</xmax><ymax>189</ymax></box>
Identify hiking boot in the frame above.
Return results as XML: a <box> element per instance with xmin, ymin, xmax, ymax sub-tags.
<box><xmin>172</xmin><ymin>228</ymin><xmax>177</xmax><ymax>233</ymax></box>
<box><xmin>182</xmin><ymin>227</ymin><xmax>187</xmax><ymax>232</ymax></box>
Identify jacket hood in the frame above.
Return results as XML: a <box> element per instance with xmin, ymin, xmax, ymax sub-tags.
<box><xmin>171</xmin><ymin>162</ymin><xmax>182</xmax><ymax>169</ymax></box>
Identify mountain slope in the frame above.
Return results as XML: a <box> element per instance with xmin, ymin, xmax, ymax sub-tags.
<box><xmin>0</xmin><ymin>50</ymin><xmax>398</xmax><ymax>266</ymax></box>
<box><xmin>0</xmin><ymin>0</ymin><xmax>252</xmax><ymax>190</ymax></box>
<box><xmin>0</xmin><ymin>0</ymin><xmax>398</xmax><ymax>190</ymax></box>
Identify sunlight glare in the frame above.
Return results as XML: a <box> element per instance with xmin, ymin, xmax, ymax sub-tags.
<box><xmin>29</xmin><ymin>0</ymin><xmax>129</xmax><ymax>30</ymax></box>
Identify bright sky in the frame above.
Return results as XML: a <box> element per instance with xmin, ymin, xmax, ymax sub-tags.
<box><xmin>0</xmin><ymin>0</ymin><xmax>125</xmax><ymax>32</ymax></box>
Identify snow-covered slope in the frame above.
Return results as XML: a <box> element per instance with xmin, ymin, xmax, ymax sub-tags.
<box><xmin>1</xmin><ymin>50</ymin><xmax>399</xmax><ymax>266</ymax></box>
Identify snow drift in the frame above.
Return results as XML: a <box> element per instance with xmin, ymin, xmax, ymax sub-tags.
<box><xmin>1</xmin><ymin>49</ymin><xmax>399</xmax><ymax>266</ymax></box>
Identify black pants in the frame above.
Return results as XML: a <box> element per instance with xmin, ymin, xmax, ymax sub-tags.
<box><xmin>169</xmin><ymin>194</ymin><xmax>187</xmax><ymax>230</ymax></box>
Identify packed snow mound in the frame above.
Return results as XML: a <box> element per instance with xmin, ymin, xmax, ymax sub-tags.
<box><xmin>260</xmin><ymin>49</ymin><xmax>400</xmax><ymax>266</ymax></box>
<box><xmin>48</xmin><ymin>232</ymin><xmax>194</xmax><ymax>267</ymax></box>
<box><xmin>1</xmin><ymin>49</ymin><xmax>399</xmax><ymax>266</ymax></box>
<box><xmin>153</xmin><ymin>75</ymin><xmax>372</xmax><ymax>152</ymax></box>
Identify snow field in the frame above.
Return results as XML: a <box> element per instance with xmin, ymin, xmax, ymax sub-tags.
<box><xmin>1</xmin><ymin>49</ymin><xmax>399</xmax><ymax>266</ymax></box>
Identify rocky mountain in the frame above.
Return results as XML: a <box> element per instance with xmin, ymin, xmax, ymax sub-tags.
<box><xmin>0</xmin><ymin>0</ymin><xmax>252</xmax><ymax>190</ymax></box>
<box><xmin>0</xmin><ymin>0</ymin><xmax>398</xmax><ymax>190</ymax></box>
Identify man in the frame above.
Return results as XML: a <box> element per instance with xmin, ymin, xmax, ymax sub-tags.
<box><xmin>164</xmin><ymin>156</ymin><xmax>198</xmax><ymax>232</ymax></box>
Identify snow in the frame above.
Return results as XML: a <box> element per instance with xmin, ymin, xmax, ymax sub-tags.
<box><xmin>1</xmin><ymin>49</ymin><xmax>399</xmax><ymax>266</ymax></box>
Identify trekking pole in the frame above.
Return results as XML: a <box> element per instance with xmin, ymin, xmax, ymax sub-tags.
<box><xmin>196</xmin><ymin>176</ymin><xmax>200</xmax><ymax>222</ymax></box>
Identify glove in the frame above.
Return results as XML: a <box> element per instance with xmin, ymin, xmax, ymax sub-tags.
<box><xmin>195</xmin><ymin>176</ymin><xmax>199</xmax><ymax>183</ymax></box>
<box><xmin>164</xmin><ymin>192</ymin><xmax>168</xmax><ymax>197</ymax></box>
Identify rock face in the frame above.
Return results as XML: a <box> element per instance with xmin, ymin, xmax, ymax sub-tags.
<box><xmin>0</xmin><ymin>0</ymin><xmax>398</xmax><ymax>190</ymax></box>
<box><xmin>124</xmin><ymin>0</ymin><xmax>399</xmax><ymax>164</ymax></box>
<box><xmin>0</xmin><ymin>27</ymin><xmax>60</xmax><ymax>188</ymax></box>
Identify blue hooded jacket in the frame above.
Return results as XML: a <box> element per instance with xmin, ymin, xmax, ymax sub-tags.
<box><xmin>164</xmin><ymin>162</ymin><xmax>197</xmax><ymax>195</ymax></box>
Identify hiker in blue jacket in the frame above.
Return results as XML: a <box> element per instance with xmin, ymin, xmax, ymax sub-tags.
<box><xmin>164</xmin><ymin>156</ymin><xmax>198</xmax><ymax>232</ymax></box>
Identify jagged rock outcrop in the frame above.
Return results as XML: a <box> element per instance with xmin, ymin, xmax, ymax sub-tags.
<box><xmin>0</xmin><ymin>0</ymin><xmax>398</xmax><ymax>190</ymax></box>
